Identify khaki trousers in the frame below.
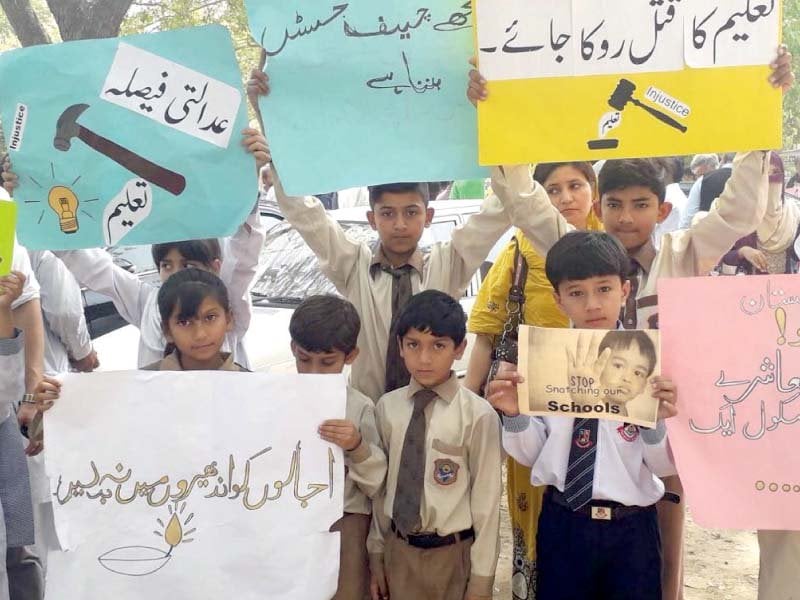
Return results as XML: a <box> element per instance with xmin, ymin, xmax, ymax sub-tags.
<box><xmin>331</xmin><ymin>513</ymin><xmax>371</xmax><ymax>600</ymax></box>
<box><xmin>385</xmin><ymin>531</ymin><xmax>471</xmax><ymax>600</ymax></box>
<box><xmin>758</xmin><ymin>530</ymin><xmax>800</xmax><ymax>600</ymax></box>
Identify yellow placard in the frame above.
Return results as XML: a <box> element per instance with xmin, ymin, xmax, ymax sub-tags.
<box><xmin>478</xmin><ymin>66</ymin><xmax>782</xmax><ymax>166</ymax></box>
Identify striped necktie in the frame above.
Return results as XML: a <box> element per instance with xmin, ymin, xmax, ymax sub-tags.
<box><xmin>383</xmin><ymin>264</ymin><xmax>414</xmax><ymax>392</ymax></box>
<box><xmin>563</xmin><ymin>418</ymin><xmax>598</xmax><ymax>510</ymax></box>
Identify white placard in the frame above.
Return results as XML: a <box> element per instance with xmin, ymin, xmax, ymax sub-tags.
<box><xmin>44</xmin><ymin>371</ymin><xmax>345</xmax><ymax>600</ymax></box>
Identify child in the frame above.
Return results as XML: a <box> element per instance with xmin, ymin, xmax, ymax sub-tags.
<box><xmin>2</xmin><ymin>128</ymin><xmax>268</xmax><ymax>369</ymax></box>
<box><xmin>248</xmin><ymin>69</ymin><xmax>520</xmax><ymax>401</ymax></box>
<box><xmin>142</xmin><ymin>268</ymin><xmax>247</xmax><ymax>372</ymax></box>
<box><xmin>487</xmin><ymin>231</ymin><xmax>678</xmax><ymax>600</ymax></box>
<box><xmin>289</xmin><ymin>295</ymin><xmax>387</xmax><ymax>600</ymax></box>
<box><xmin>368</xmin><ymin>290</ymin><xmax>501</xmax><ymax>600</ymax></box>
<box><xmin>596</xmin><ymin>330</ymin><xmax>658</xmax><ymax>415</ymax></box>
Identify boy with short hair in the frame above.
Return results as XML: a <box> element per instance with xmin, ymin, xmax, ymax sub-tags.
<box><xmin>290</xmin><ymin>295</ymin><xmax>387</xmax><ymax>600</ymax></box>
<box><xmin>250</xmin><ymin>65</ymin><xmax>516</xmax><ymax>402</ymax></box>
<box><xmin>368</xmin><ymin>289</ymin><xmax>502</xmax><ymax>600</ymax></box>
<box><xmin>487</xmin><ymin>231</ymin><xmax>678</xmax><ymax>600</ymax></box>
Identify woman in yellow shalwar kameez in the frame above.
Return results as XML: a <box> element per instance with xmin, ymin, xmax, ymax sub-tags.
<box><xmin>465</xmin><ymin>161</ymin><xmax>602</xmax><ymax>600</ymax></box>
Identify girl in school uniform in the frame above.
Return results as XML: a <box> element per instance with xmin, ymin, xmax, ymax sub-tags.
<box><xmin>142</xmin><ymin>268</ymin><xmax>248</xmax><ymax>373</ymax></box>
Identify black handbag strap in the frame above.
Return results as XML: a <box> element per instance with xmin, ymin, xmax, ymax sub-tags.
<box><xmin>502</xmin><ymin>236</ymin><xmax>528</xmax><ymax>340</ymax></box>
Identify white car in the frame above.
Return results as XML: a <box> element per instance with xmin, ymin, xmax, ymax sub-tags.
<box><xmin>94</xmin><ymin>200</ymin><xmax>512</xmax><ymax>375</ymax></box>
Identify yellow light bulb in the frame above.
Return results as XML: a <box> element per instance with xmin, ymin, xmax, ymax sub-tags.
<box><xmin>47</xmin><ymin>185</ymin><xmax>79</xmax><ymax>234</ymax></box>
<box><xmin>164</xmin><ymin>512</ymin><xmax>183</xmax><ymax>548</ymax></box>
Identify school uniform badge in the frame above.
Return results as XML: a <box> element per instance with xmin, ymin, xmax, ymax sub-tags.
<box><xmin>617</xmin><ymin>423</ymin><xmax>640</xmax><ymax>442</ymax></box>
<box><xmin>576</xmin><ymin>428</ymin><xmax>593</xmax><ymax>448</ymax></box>
<box><xmin>433</xmin><ymin>459</ymin><xmax>460</xmax><ymax>485</ymax></box>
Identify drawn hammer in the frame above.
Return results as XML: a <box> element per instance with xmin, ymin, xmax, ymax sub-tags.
<box><xmin>54</xmin><ymin>104</ymin><xmax>186</xmax><ymax>195</ymax></box>
<box><xmin>608</xmin><ymin>79</ymin><xmax>687</xmax><ymax>134</ymax></box>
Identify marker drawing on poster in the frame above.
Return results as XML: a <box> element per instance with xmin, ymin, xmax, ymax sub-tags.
<box><xmin>44</xmin><ymin>371</ymin><xmax>344</xmax><ymax>599</ymax></box>
<box><xmin>0</xmin><ymin>25</ymin><xmax>255</xmax><ymax>250</ymax></box>
<box><xmin>475</xmin><ymin>0</ymin><xmax>782</xmax><ymax>165</ymax></box>
<box><xmin>518</xmin><ymin>326</ymin><xmax>661</xmax><ymax>428</ymax></box>
<box><xmin>660</xmin><ymin>275</ymin><xmax>800</xmax><ymax>530</ymax></box>
<box><xmin>245</xmin><ymin>0</ymin><xmax>486</xmax><ymax>196</ymax></box>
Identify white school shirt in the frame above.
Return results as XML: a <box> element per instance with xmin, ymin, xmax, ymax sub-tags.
<box><xmin>502</xmin><ymin>414</ymin><xmax>675</xmax><ymax>507</ymax></box>
<box><xmin>28</xmin><ymin>251</ymin><xmax>92</xmax><ymax>375</ymax></box>
<box><xmin>10</xmin><ymin>239</ymin><xmax>39</xmax><ymax>312</ymax></box>
<box><xmin>274</xmin><ymin>176</ymin><xmax>514</xmax><ymax>402</ymax></box>
<box><xmin>55</xmin><ymin>208</ymin><xmax>265</xmax><ymax>368</ymax></box>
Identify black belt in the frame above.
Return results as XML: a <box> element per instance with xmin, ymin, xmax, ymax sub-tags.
<box><xmin>390</xmin><ymin>521</ymin><xmax>474</xmax><ymax>549</ymax></box>
<box><xmin>547</xmin><ymin>487</ymin><xmax>670</xmax><ymax>521</ymax></box>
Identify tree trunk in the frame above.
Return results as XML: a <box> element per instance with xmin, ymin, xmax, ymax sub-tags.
<box><xmin>0</xmin><ymin>0</ymin><xmax>51</xmax><ymax>46</ymax></box>
<box><xmin>45</xmin><ymin>0</ymin><xmax>134</xmax><ymax>41</ymax></box>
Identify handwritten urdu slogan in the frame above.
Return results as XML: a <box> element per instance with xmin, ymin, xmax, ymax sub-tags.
<box><xmin>476</xmin><ymin>0</ymin><xmax>783</xmax><ymax>165</ymax></box>
<box><xmin>246</xmin><ymin>0</ymin><xmax>487</xmax><ymax>196</ymax></box>
<box><xmin>45</xmin><ymin>371</ymin><xmax>345</xmax><ymax>600</ymax></box>
<box><xmin>0</xmin><ymin>25</ymin><xmax>255</xmax><ymax>251</ymax></box>
<box><xmin>660</xmin><ymin>275</ymin><xmax>800</xmax><ymax>530</ymax></box>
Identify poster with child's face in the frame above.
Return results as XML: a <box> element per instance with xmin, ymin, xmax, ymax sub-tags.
<box><xmin>518</xmin><ymin>325</ymin><xmax>660</xmax><ymax>427</ymax></box>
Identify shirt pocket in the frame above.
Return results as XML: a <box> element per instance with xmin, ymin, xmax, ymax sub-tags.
<box><xmin>430</xmin><ymin>438</ymin><xmax>467</xmax><ymax>488</ymax></box>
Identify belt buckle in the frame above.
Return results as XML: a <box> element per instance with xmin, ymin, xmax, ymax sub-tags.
<box><xmin>591</xmin><ymin>506</ymin><xmax>612</xmax><ymax>521</ymax></box>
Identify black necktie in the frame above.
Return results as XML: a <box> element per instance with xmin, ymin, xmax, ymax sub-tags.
<box><xmin>392</xmin><ymin>389</ymin><xmax>437</xmax><ymax>535</ymax></box>
<box><xmin>563</xmin><ymin>418</ymin><xmax>599</xmax><ymax>510</ymax></box>
<box><xmin>383</xmin><ymin>264</ymin><xmax>414</xmax><ymax>393</ymax></box>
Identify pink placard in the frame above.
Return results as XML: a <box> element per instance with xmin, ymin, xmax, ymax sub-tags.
<box><xmin>660</xmin><ymin>275</ymin><xmax>800</xmax><ymax>530</ymax></box>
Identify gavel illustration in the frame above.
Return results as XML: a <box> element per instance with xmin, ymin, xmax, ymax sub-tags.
<box><xmin>54</xmin><ymin>103</ymin><xmax>186</xmax><ymax>196</ymax></box>
<box><xmin>608</xmin><ymin>79</ymin><xmax>688</xmax><ymax>134</ymax></box>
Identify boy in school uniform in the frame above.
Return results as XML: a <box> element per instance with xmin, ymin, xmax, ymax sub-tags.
<box><xmin>290</xmin><ymin>295</ymin><xmax>387</xmax><ymax>600</ymax></box>
<box><xmin>468</xmin><ymin>49</ymin><xmax>793</xmax><ymax>598</ymax></box>
<box><xmin>368</xmin><ymin>290</ymin><xmax>501</xmax><ymax>600</ymax></box>
<box><xmin>247</xmin><ymin>69</ymin><xmax>517</xmax><ymax>401</ymax></box>
<box><xmin>1</xmin><ymin>129</ymin><xmax>269</xmax><ymax>369</ymax></box>
<box><xmin>486</xmin><ymin>231</ymin><xmax>679</xmax><ymax>600</ymax></box>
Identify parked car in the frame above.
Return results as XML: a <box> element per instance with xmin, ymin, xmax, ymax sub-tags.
<box><xmin>93</xmin><ymin>200</ymin><xmax>513</xmax><ymax>375</ymax></box>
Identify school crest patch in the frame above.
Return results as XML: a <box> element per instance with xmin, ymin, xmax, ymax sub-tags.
<box><xmin>576</xmin><ymin>428</ymin><xmax>593</xmax><ymax>449</ymax></box>
<box><xmin>433</xmin><ymin>459</ymin><xmax>460</xmax><ymax>485</ymax></box>
<box><xmin>617</xmin><ymin>423</ymin><xmax>640</xmax><ymax>442</ymax></box>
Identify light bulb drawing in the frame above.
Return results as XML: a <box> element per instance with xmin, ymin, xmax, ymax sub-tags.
<box><xmin>97</xmin><ymin>501</ymin><xmax>196</xmax><ymax>577</ymax></box>
<box><xmin>47</xmin><ymin>185</ymin><xmax>79</xmax><ymax>234</ymax></box>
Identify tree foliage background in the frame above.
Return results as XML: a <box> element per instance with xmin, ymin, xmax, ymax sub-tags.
<box><xmin>0</xmin><ymin>0</ymin><xmax>799</xmax><ymax>148</ymax></box>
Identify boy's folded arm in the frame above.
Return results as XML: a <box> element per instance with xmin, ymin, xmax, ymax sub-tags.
<box><xmin>467</xmin><ymin>411</ymin><xmax>503</xmax><ymax>597</ymax></box>
<box><xmin>686</xmin><ymin>151</ymin><xmax>770</xmax><ymax>271</ymax></box>
<box><xmin>54</xmin><ymin>248</ymin><xmax>149</xmax><ymax>327</ymax></box>
<box><xmin>501</xmin><ymin>414</ymin><xmax>546</xmax><ymax>468</ymax></box>
<box><xmin>490</xmin><ymin>165</ymin><xmax>573</xmax><ymax>257</ymax></box>
<box><xmin>219</xmin><ymin>202</ymin><xmax>267</xmax><ymax>338</ymax></box>
<box><xmin>272</xmin><ymin>171</ymin><xmax>363</xmax><ymax>293</ymax></box>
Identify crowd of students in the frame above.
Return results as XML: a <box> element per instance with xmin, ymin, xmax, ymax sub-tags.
<box><xmin>0</xmin><ymin>45</ymin><xmax>796</xmax><ymax>600</ymax></box>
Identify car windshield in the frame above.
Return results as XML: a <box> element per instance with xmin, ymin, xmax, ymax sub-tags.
<box><xmin>252</xmin><ymin>221</ymin><xmax>376</xmax><ymax>305</ymax></box>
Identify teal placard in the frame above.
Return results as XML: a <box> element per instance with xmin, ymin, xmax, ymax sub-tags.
<box><xmin>0</xmin><ymin>25</ymin><xmax>256</xmax><ymax>251</ymax></box>
<box><xmin>246</xmin><ymin>0</ymin><xmax>487</xmax><ymax>196</ymax></box>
